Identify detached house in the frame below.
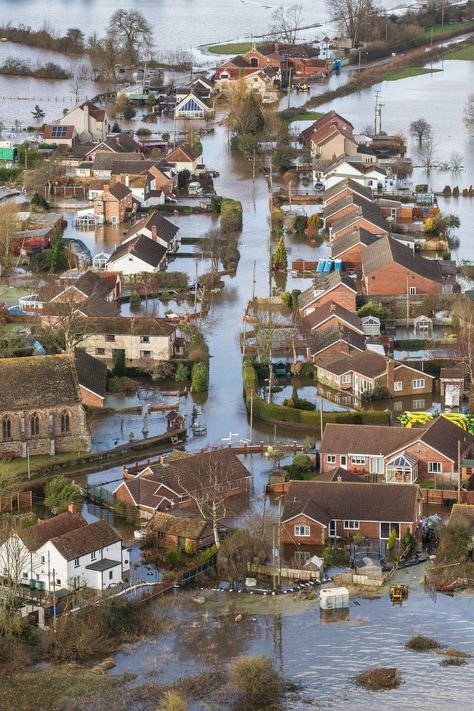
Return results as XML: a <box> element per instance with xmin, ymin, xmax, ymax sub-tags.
<box><xmin>93</xmin><ymin>183</ymin><xmax>134</xmax><ymax>225</ymax></box>
<box><xmin>124</xmin><ymin>211</ymin><xmax>179</xmax><ymax>252</ymax></box>
<box><xmin>302</xmin><ymin>111</ymin><xmax>357</xmax><ymax>161</ymax></box>
<box><xmin>302</xmin><ymin>301</ymin><xmax>363</xmax><ymax>336</ymax></box>
<box><xmin>298</xmin><ymin>271</ymin><xmax>357</xmax><ymax>318</ymax></box>
<box><xmin>330</xmin><ymin>227</ymin><xmax>380</xmax><ymax>273</ymax></box>
<box><xmin>57</xmin><ymin>100</ymin><xmax>108</xmax><ymax>143</ymax></box>
<box><xmin>316</xmin><ymin>350</ymin><xmax>434</xmax><ymax>399</ymax></box>
<box><xmin>281</xmin><ymin>479</ymin><xmax>422</xmax><ymax>545</ymax></box>
<box><xmin>0</xmin><ymin>510</ymin><xmax>129</xmax><ymax>592</ymax></box>
<box><xmin>320</xmin><ymin>416</ymin><xmax>474</xmax><ymax>483</ymax></box>
<box><xmin>114</xmin><ymin>449</ymin><xmax>252</xmax><ymax>518</ymax></box>
<box><xmin>106</xmin><ymin>234</ymin><xmax>167</xmax><ymax>274</ymax></box>
<box><xmin>166</xmin><ymin>144</ymin><xmax>203</xmax><ymax>174</ymax></box>
<box><xmin>362</xmin><ymin>235</ymin><xmax>447</xmax><ymax>296</ymax></box>
<box><xmin>309</xmin><ymin>324</ymin><xmax>366</xmax><ymax>364</ymax></box>
<box><xmin>79</xmin><ymin>317</ymin><xmax>178</xmax><ymax>365</ymax></box>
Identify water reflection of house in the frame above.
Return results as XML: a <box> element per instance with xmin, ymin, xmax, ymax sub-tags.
<box><xmin>440</xmin><ymin>367</ymin><xmax>465</xmax><ymax>408</ymax></box>
<box><xmin>320</xmin><ymin>417</ymin><xmax>474</xmax><ymax>484</ymax></box>
<box><xmin>281</xmin><ymin>478</ymin><xmax>422</xmax><ymax>545</ymax></box>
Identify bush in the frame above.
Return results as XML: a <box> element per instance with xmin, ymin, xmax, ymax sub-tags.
<box><xmin>112</xmin><ymin>349</ymin><xmax>126</xmax><ymax>377</ymax></box>
<box><xmin>293</xmin><ymin>215</ymin><xmax>308</xmax><ymax>234</ymax></box>
<box><xmin>166</xmin><ymin>549</ymin><xmax>182</xmax><ymax>565</ymax></box>
<box><xmin>191</xmin><ymin>362</ymin><xmax>208</xmax><ymax>392</ymax></box>
<box><xmin>362</xmin><ymin>386</ymin><xmax>390</xmax><ymax>402</ymax></box>
<box><xmin>156</xmin><ymin>691</ymin><xmax>187</xmax><ymax>711</ymax></box>
<box><xmin>229</xmin><ymin>656</ymin><xmax>284</xmax><ymax>711</ymax></box>
<box><xmin>30</xmin><ymin>192</ymin><xmax>49</xmax><ymax>209</ymax></box>
<box><xmin>178</xmin><ymin>169</ymin><xmax>190</xmax><ymax>190</ymax></box>
<box><xmin>129</xmin><ymin>291</ymin><xmax>141</xmax><ymax>311</ymax></box>
<box><xmin>280</xmin><ymin>291</ymin><xmax>292</xmax><ymax>307</ymax></box>
<box><xmin>220</xmin><ymin>198</ymin><xmax>243</xmax><ymax>233</ymax></box>
<box><xmin>44</xmin><ymin>476</ymin><xmax>82</xmax><ymax>513</ymax></box>
<box><xmin>175</xmin><ymin>363</ymin><xmax>191</xmax><ymax>382</ymax></box>
<box><xmin>136</xmin><ymin>127</ymin><xmax>152</xmax><ymax>136</ymax></box>
<box><xmin>405</xmin><ymin>635</ymin><xmax>440</xmax><ymax>652</ymax></box>
<box><xmin>291</xmin><ymin>453</ymin><xmax>312</xmax><ymax>474</ymax></box>
<box><xmin>355</xmin><ymin>667</ymin><xmax>400</xmax><ymax>691</ymax></box>
<box><xmin>357</xmin><ymin>301</ymin><xmax>391</xmax><ymax>319</ymax></box>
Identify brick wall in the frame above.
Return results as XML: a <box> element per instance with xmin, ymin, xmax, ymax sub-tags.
<box><xmin>79</xmin><ymin>385</ymin><xmax>104</xmax><ymax>408</ymax></box>
<box><xmin>334</xmin><ymin>243</ymin><xmax>366</xmax><ymax>272</ymax></box>
<box><xmin>326</xmin><ymin>203</ymin><xmax>359</xmax><ymax>226</ymax></box>
<box><xmin>402</xmin><ymin>441</ymin><xmax>454</xmax><ymax>481</ymax></box>
<box><xmin>389</xmin><ymin>365</ymin><xmax>434</xmax><ymax>397</ymax></box>
<box><xmin>364</xmin><ymin>262</ymin><xmax>442</xmax><ymax>296</ymax></box>
<box><xmin>282</xmin><ymin>514</ymin><xmax>325</xmax><ymax>545</ymax></box>
<box><xmin>303</xmin><ymin>286</ymin><xmax>356</xmax><ymax>317</ymax></box>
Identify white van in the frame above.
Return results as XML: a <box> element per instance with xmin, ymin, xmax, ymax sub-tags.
<box><xmin>188</xmin><ymin>181</ymin><xmax>203</xmax><ymax>195</ymax></box>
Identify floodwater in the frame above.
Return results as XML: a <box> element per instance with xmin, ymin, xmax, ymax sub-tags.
<box><xmin>107</xmin><ymin>572</ymin><xmax>474</xmax><ymax>711</ymax></box>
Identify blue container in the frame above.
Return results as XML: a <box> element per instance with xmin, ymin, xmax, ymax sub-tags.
<box><xmin>323</xmin><ymin>259</ymin><xmax>333</xmax><ymax>273</ymax></box>
<box><xmin>334</xmin><ymin>259</ymin><xmax>342</xmax><ymax>271</ymax></box>
<box><xmin>316</xmin><ymin>259</ymin><xmax>326</xmax><ymax>273</ymax></box>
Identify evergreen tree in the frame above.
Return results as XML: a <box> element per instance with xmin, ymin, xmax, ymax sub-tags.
<box><xmin>48</xmin><ymin>236</ymin><xmax>69</xmax><ymax>273</ymax></box>
<box><xmin>272</xmin><ymin>236</ymin><xmax>288</xmax><ymax>270</ymax></box>
<box><xmin>112</xmin><ymin>349</ymin><xmax>126</xmax><ymax>377</ymax></box>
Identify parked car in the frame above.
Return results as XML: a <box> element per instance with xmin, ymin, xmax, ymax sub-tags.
<box><xmin>314</xmin><ymin>181</ymin><xmax>324</xmax><ymax>191</ymax></box>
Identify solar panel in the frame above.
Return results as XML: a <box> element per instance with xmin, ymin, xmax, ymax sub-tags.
<box><xmin>51</xmin><ymin>125</ymin><xmax>68</xmax><ymax>138</ymax></box>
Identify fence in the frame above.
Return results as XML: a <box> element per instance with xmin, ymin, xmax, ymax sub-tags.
<box><xmin>180</xmin><ymin>553</ymin><xmax>217</xmax><ymax>585</ymax></box>
<box><xmin>333</xmin><ymin>572</ymin><xmax>384</xmax><ymax>587</ymax></box>
<box><xmin>247</xmin><ymin>563</ymin><xmax>320</xmax><ymax>581</ymax></box>
<box><xmin>421</xmin><ymin>487</ymin><xmax>458</xmax><ymax>506</ymax></box>
<box><xmin>84</xmin><ymin>484</ymin><xmax>114</xmax><ymax>508</ymax></box>
<box><xmin>0</xmin><ymin>490</ymin><xmax>32</xmax><ymax>512</ymax></box>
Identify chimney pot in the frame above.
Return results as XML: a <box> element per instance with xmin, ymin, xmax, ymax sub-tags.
<box><xmin>336</xmin><ymin>475</ymin><xmax>342</xmax><ymax>482</ymax></box>
<box><xmin>67</xmin><ymin>502</ymin><xmax>78</xmax><ymax>514</ymax></box>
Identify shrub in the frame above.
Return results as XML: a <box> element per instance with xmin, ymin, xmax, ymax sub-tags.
<box><xmin>112</xmin><ymin>349</ymin><xmax>126</xmax><ymax>377</ymax></box>
<box><xmin>229</xmin><ymin>655</ymin><xmax>284</xmax><ymax>711</ymax></box>
<box><xmin>44</xmin><ymin>476</ymin><xmax>82</xmax><ymax>513</ymax></box>
<box><xmin>272</xmin><ymin>236</ymin><xmax>287</xmax><ymax>270</ymax></box>
<box><xmin>280</xmin><ymin>291</ymin><xmax>292</xmax><ymax>307</ymax></box>
<box><xmin>129</xmin><ymin>291</ymin><xmax>141</xmax><ymax>311</ymax></box>
<box><xmin>405</xmin><ymin>635</ymin><xmax>440</xmax><ymax>652</ymax></box>
<box><xmin>355</xmin><ymin>667</ymin><xmax>400</xmax><ymax>691</ymax></box>
<box><xmin>156</xmin><ymin>691</ymin><xmax>188</xmax><ymax>711</ymax></box>
<box><xmin>175</xmin><ymin>363</ymin><xmax>191</xmax><ymax>382</ymax></box>
<box><xmin>307</xmin><ymin>213</ymin><xmax>320</xmax><ymax>230</ymax></box>
<box><xmin>220</xmin><ymin>198</ymin><xmax>243</xmax><ymax>233</ymax></box>
<box><xmin>178</xmin><ymin>169</ymin><xmax>190</xmax><ymax>189</ymax></box>
<box><xmin>30</xmin><ymin>192</ymin><xmax>49</xmax><ymax>209</ymax></box>
<box><xmin>362</xmin><ymin>386</ymin><xmax>390</xmax><ymax>402</ymax></box>
<box><xmin>166</xmin><ymin>548</ymin><xmax>181</xmax><ymax>565</ymax></box>
<box><xmin>136</xmin><ymin>127</ymin><xmax>152</xmax><ymax>136</ymax></box>
<box><xmin>293</xmin><ymin>215</ymin><xmax>308</xmax><ymax>234</ymax></box>
<box><xmin>387</xmin><ymin>527</ymin><xmax>397</xmax><ymax>550</ymax></box>
<box><xmin>191</xmin><ymin>362</ymin><xmax>208</xmax><ymax>392</ymax></box>
<box><xmin>357</xmin><ymin>301</ymin><xmax>391</xmax><ymax>319</ymax></box>
<box><xmin>291</xmin><ymin>453</ymin><xmax>312</xmax><ymax>474</ymax></box>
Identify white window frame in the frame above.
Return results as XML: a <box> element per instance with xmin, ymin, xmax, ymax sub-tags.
<box><xmin>394</xmin><ymin>381</ymin><xmax>403</xmax><ymax>391</ymax></box>
<box><xmin>74</xmin><ymin>557</ymin><xmax>80</xmax><ymax>567</ymax></box>
<box><xmin>412</xmin><ymin>378</ymin><xmax>425</xmax><ymax>389</ymax></box>
<box><xmin>409</xmin><ymin>286</ymin><xmax>416</xmax><ymax>295</ymax></box>
<box><xmin>327</xmin><ymin>454</ymin><xmax>336</xmax><ymax>464</ymax></box>
<box><xmin>343</xmin><ymin>520</ymin><xmax>360</xmax><ymax>530</ymax></box>
<box><xmin>294</xmin><ymin>525</ymin><xmax>310</xmax><ymax>537</ymax></box>
<box><xmin>350</xmin><ymin>455</ymin><xmax>366</xmax><ymax>465</ymax></box>
<box><xmin>413</xmin><ymin>398</ymin><xmax>425</xmax><ymax>409</ymax></box>
<box><xmin>341</xmin><ymin>374</ymin><xmax>351</xmax><ymax>384</ymax></box>
<box><xmin>91</xmin><ymin>551</ymin><xmax>97</xmax><ymax>561</ymax></box>
<box><xmin>428</xmin><ymin>462</ymin><xmax>442</xmax><ymax>474</ymax></box>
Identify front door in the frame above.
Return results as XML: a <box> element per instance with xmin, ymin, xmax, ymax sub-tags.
<box><xmin>329</xmin><ymin>520</ymin><xmax>336</xmax><ymax>537</ymax></box>
<box><xmin>340</xmin><ymin>455</ymin><xmax>347</xmax><ymax>469</ymax></box>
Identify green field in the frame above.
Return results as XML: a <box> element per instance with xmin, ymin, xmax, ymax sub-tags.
<box><xmin>424</xmin><ymin>21</ymin><xmax>474</xmax><ymax>38</ymax></box>
<box><xmin>445</xmin><ymin>42</ymin><xmax>474</xmax><ymax>60</ymax></box>
<box><xmin>384</xmin><ymin>67</ymin><xmax>443</xmax><ymax>81</ymax></box>
<box><xmin>290</xmin><ymin>111</ymin><xmax>325</xmax><ymax>122</ymax></box>
<box><xmin>207</xmin><ymin>42</ymin><xmax>253</xmax><ymax>55</ymax></box>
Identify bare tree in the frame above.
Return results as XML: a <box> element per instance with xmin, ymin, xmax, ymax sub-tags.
<box><xmin>449</xmin><ymin>151</ymin><xmax>464</xmax><ymax>173</ymax></box>
<box><xmin>107</xmin><ymin>9</ymin><xmax>153</xmax><ymax>65</ymax></box>
<box><xmin>0</xmin><ymin>529</ymin><xmax>31</xmax><ymax>611</ymax></box>
<box><xmin>325</xmin><ymin>0</ymin><xmax>380</xmax><ymax>47</ymax></box>
<box><xmin>23</xmin><ymin>152</ymin><xmax>63</xmax><ymax>198</ymax></box>
<box><xmin>417</xmin><ymin>139</ymin><xmax>438</xmax><ymax>174</ymax></box>
<box><xmin>410</xmin><ymin>118</ymin><xmax>432</xmax><ymax>145</ymax></box>
<box><xmin>177</xmin><ymin>452</ymin><xmax>248</xmax><ymax>548</ymax></box>
<box><xmin>454</xmin><ymin>301</ymin><xmax>474</xmax><ymax>407</ymax></box>
<box><xmin>269</xmin><ymin>4</ymin><xmax>304</xmax><ymax>45</ymax></box>
<box><xmin>0</xmin><ymin>203</ymin><xmax>21</xmax><ymax>275</ymax></box>
<box><xmin>464</xmin><ymin>93</ymin><xmax>474</xmax><ymax>134</ymax></box>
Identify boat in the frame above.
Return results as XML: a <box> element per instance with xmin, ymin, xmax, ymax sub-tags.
<box><xmin>133</xmin><ymin>524</ymin><xmax>148</xmax><ymax>540</ymax></box>
<box><xmin>192</xmin><ymin>419</ymin><xmax>207</xmax><ymax>435</ymax></box>
<box><xmin>192</xmin><ymin>595</ymin><xmax>205</xmax><ymax>604</ymax></box>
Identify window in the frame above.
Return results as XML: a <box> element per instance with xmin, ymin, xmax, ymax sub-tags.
<box><xmin>95</xmin><ymin>348</ymin><xmax>106</xmax><ymax>356</ymax></box>
<box><xmin>56</xmin><ymin>579</ymin><xmax>61</xmax><ymax>586</ymax></box>
<box><xmin>250</xmin><ymin>57</ymin><xmax>259</xmax><ymax>67</ymax></box>
<box><xmin>409</xmin><ymin>286</ymin><xmax>417</xmax><ymax>295</ymax></box>
<box><xmin>344</xmin><ymin>520</ymin><xmax>360</xmax><ymax>530</ymax></box>
<box><xmin>22</xmin><ymin>572</ymin><xmax>28</xmax><ymax>579</ymax></box>
<box><xmin>2</xmin><ymin>415</ymin><xmax>11</xmax><ymax>441</ymax></box>
<box><xmin>74</xmin><ymin>557</ymin><xmax>80</xmax><ymax>567</ymax></box>
<box><xmin>41</xmin><ymin>555</ymin><xmax>45</xmax><ymax>564</ymax></box>
<box><xmin>109</xmin><ymin>571</ymin><xmax>113</xmax><ymax>580</ymax></box>
<box><xmin>342</xmin><ymin>374</ymin><xmax>351</xmax><ymax>384</ymax></box>
<box><xmin>351</xmin><ymin>455</ymin><xmax>366</xmax><ymax>465</ymax></box>
<box><xmin>140</xmin><ymin>350</ymin><xmax>152</xmax><ymax>359</ymax></box>
<box><xmin>140</xmin><ymin>335</ymin><xmax>150</xmax><ymax>343</ymax></box>
<box><xmin>394</xmin><ymin>381</ymin><xmax>403</xmax><ymax>391</ymax></box>
<box><xmin>412</xmin><ymin>378</ymin><xmax>425</xmax><ymax>389</ymax></box>
<box><xmin>60</xmin><ymin>410</ymin><xmax>70</xmax><ymax>433</ymax></box>
<box><xmin>413</xmin><ymin>398</ymin><xmax>425</xmax><ymax>409</ymax></box>
<box><xmin>327</xmin><ymin>455</ymin><xmax>336</xmax><ymax>464</ymax></box>
<box><xmin>91</xmin><ymin>551</ymin><xmax>97</xmax><ymax>561</ymax></box>
<box><xmin>294</xmin><ymin>525</ymin><xmax>310</xmax><ymax>537</ymax></box>
<box><xmin>380</xmin><ymin>522</ymin><xmax>399</xmax><ymax>540</ymax></box>
<box><xmin>428</xmin><ymin>462</ymin><xmax>442</xmax><ymax>474</ymax></box>
<box><xmin>105</xmin><ymin>334</ymin><xmax>115</xmax><ymax>342</ymax></box>
<box><xmin>30</xmin><ymin>413</ymin><xmax>40</xmax><ymax>437</ymax></box>
<box><xmin>394</xmin><ymin>401</ymin><xmax>403</xmax><ymax>412</ymax></box>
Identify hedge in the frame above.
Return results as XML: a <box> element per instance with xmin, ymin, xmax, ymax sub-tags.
<box><xmin>242</xmin><ymin>361</ymin><xmax>390</xmax><ymax>427</ymax></box>
<box><xmin>220</xmin><ymin>198</ymin><xmax>243</xmax><ymax>233</ymax></box>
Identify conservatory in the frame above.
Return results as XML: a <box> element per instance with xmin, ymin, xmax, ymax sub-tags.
<box><xmin>385</xmin><ymin>452</ymin><xmax>418</xmax><ymax>484</ymax></box>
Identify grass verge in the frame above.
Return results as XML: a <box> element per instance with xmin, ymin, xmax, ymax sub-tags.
<box><xmin>385</xmin><ymin>67</ymin><xmax>442</xmax><ymax>81</ymax></box>
<box><xmin>290</xmin><ymin>111</ymin><xmax>325</xmax><ymax>122</ymax></box>
<box><xmin>445</xmin><ymin>42</ymin><xmax>474</xmax><ymax>60</ymax></box>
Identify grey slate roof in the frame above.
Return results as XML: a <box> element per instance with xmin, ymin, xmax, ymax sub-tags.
<box><xmin>298</xmin><ymin>272</ymin><xmax>357</xmax><ymax>311</ymax></box>
<box><xmin>310</xmin><ymin>324</ymin><xmax>366</xmax><ymax>357</ymax></box>
<box><xmin>323</xmin><ymin>178</ymin><xmax>373</xmax><ymax>204</ymax></box>
<box><xmin>331</xmin><ymin>227</ymin><xmax>380</xmax><ymax>258</ymax></box>
<box><xmin>126</xmin><ymin>211</ymin><xmax>179</xmax><ymax>244</ymax></box>
<box><xmin>74</xmin><ymin>348</ymin><xmax>107</xmax><ymax>399</ymax></box>
<box><xmin>107</xmin><ymin>234</ymin><xmax>167</xmax><ymax>268</ymax></box>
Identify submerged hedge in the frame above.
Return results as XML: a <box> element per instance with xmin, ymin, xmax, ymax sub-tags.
<box><xmin>242</xmin><ymin>360</ymin><xmax>390</xmax><ymax>427</ymax></box>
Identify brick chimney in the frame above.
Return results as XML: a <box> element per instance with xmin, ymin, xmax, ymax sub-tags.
<box><xmin>386</xmin><ymin>357</ymin><xmax>395</xmax><ymax>392</ymax></box>
<box><xmin>104</xmin><ymin>183</ymin><xmax>110</xmax><ymax>193</ymax></box>
<box><xmin>67</xmin><ymin>502</ymin><xmax>78</xmax><ymax>514</ymax></box>
<box><xmin>330</xmin><ymin>302</ymin><xmax>336</xmax><ymax>312</ymax></box>
<box><xmin>336</xmin><ymin>474</ymin><xmax>342</xmax><ymax>482</ymax></box>
<box><xmin>151</xmin><ymin>225</ymin><xmax>157</xmax><ymax>242</ymax></box>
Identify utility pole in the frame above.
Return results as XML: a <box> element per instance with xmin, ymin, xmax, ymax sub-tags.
<box><xmin>287</xmin><ymin>66</ymin><xmax>292</xmax><ymax>109</ymax></box>
<box><xmin>277</xmin><ymin>495</ymin><xmax>283</xmax><ymax>590</ymax></box>
<box><xmin>378</xmin><ymin>102</ymin><xmax>384</xmax><ymax>135</ymax></box>
<box><xmin>406</xmin><ymin>276</ymin><xmax>409</xmax><ymax>328</ymax></box>
<box><xmin>252</xmin><ymin>259</ymin><xmax>256</xmax><ymax>301</ymax></box>
<box><xmin>320</xmin><ymin>394</ymin><xmax>324</xmax><ymax>443</ymax></box>
<box><xmin>268</xmin><ymin>160</ymin><xmax>273</xmax><ymax>299</ymax></box>
<box><xmin>458</xmin><ymin>438</ymin><xmax>462</xmax><ymax>503</ymax></box>
<box><xmin>249</xmin><ymin>389</ymin><xmax>254</xmax><ymax>444</ymax></box>
<box><xmin>374</xmin><ymin>91</ymin><xmax>380</xmax><ymax>136</ymax></box>
<box><xmin>52</xmin><ymin>569</ymin><xmax>57</xmax><ymax>634</ymax></box>
<box><xmin>272</xmin><ymin>525</ymin><xmax>276</xmax><ymax>591</ymax></box>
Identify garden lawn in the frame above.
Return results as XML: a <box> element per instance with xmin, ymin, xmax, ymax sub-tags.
<box><xmin>291</xmin><ymin>111</ymin><xmax>325</xmax><ymax>122</ymax></box>
<box><xmin>445</xmin><ymin>43</ymin><xmax>474</xmax><ymax>60</ymax></box>
<box><xmin>384</xmin><ymin>67</ymin><xmax>443</xmax><ymax>81</ymax></box>
<box><xmin>207</xmin><ymin>42</ymin><xmax>253</xmax><ymax>55</ymax></box>
<box><xmin>425</xmin><ymin>21</ymin><xmax>474</xmax><ymax>38</ymax></box>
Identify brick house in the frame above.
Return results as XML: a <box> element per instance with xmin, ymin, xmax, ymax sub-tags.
<box><xmin>310</xmin><ymin>325</ymin><xmax>366</xmax><ymax>364</ymax></box>
<box><xmin>316</xmin><ymin>350</ymin><xmax>434</xmax><ymax>398</ymax></box>
<box><xmin>302</xmin><ymin>301</ymin><xmax>363</xmax><ymax>336</ymax></box>
<box><xmin>323</xmin><ymin>192</ymin><xmax>376</xmax><ymax>228</ymax></box>
<box><xmin>36</xmin><ymin>270</ymin><xmax>121</xmax><ymax>309</ymax></box>
<box><xmin>0</xmin><ymin>355</ymin><xmax>90</xmax><ymax>458</ymax></box>
<box><xmin>323</xmin><ymin>178</ymin><xmax>373</xmax><ymax>207</ymax></box>
<box><xmin>362</xmin><ymin>235</ymin><xmax>446</xmax><ymax>296</ymax></box>
<box><xmin>281</xmin><ymin>479</ymin><xmax>422</xmax><ymax>545</ymax></box>
<box><xmin>329</xmin><ymin>203</ymin><xmax>390</xmax><ymax>241</ymax></box>
<box><xmin>93</xmin><ymin>183</ymin><xmax>134</xmax><ymax>225</ymax></box>
<box><xmin>79</xmin><ymin>317</ymin><xmax>178</xmax><ymax>366</ymax></box>
<box><xmin>124</xmin><ymin>211</ymin><xmax>179</xmax><ymax>252</ymax></box>
<box><xmin>114</xmin><ymin>449</ymin><xmax>252</xmax><ymax>518</ymax></box>
<box><xmin>147</xmin><ymin>511</ymin><xmax>215</xmax><ymax>552</ymax></box>
<box><xmin>302</xmin><ymin>111</ymin><xmax>356</xmax><ymax>160</ymax></box>
<box><xmin>320</xmin><ymin>417</ymin><xmax>474</xmax><ymax>483</ymax></box>
<box><xmin>331</xmin><ymin>227</ymin><xmax>379</xmax><ymax>272</ymax></box>
<box><xmin>298</xmin><ymin>272</ymin><xmax>357</xmax><ymax>318</ymax></box>
<box><xmin>166</xmin><ymin>144</ymin><xmax>202</xmax><ymax>174</ymax></box>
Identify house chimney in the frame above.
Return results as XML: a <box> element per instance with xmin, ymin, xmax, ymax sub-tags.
<box><xmin>115</xmin><ymin>136</ymin><xmax>120</xmax><ymax>144</ymax></box>
<box><xmin>386</xmin><ymin>357</ymin><xmax>395</xmax><ymax>393</ymax></box>
<box><xmin>151</xmin><ymin>225</ymin><xmax>157</xmax><ymax>242</ymax></box>
<box><xmin>83</xmin><ymin>102</ymin><xmax>89</xmax><ymax>132</ymax></box>
<box><xmin>330</xmin><ymin>302</ymin><xmax>336</xmax><ymax>312</ymax></box>
<box><xmin>104</xmin><ymin>183</ymin><xmax>110</xmax><ymax>193</ymax></box>
<box><xmin>125</xmin><ymin>175</ymin><xmax>130</xmax><ymax>188</ymax></box>
<box><xmin>336</xmin><ymin>474</ymin><xmax>342</xmax><ymax>482</ymax></box>
<box><xmin>67</xmin><ymin>502</ymin><xmax>78</xmax><ymax>514</ymax></box>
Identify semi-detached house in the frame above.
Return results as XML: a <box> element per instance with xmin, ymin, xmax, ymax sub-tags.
<box><xmin>320</xmin><ymin>417</ymin><xmax>474</xmax><ymax>483</ymax></box>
